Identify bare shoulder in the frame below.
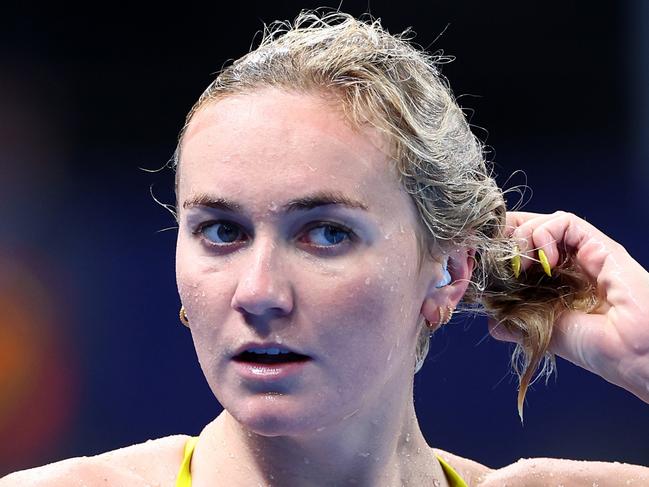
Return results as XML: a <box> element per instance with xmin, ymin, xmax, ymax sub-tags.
<box><xmin>432</xmin><ymin>447</ymin><xmax>494</xmax><ymax>485</ymax></box>
<box><xmin>477</xmin><ymin>456</ymin><xmax>649</xmax><ymax>487</ymax></box>
<box><xmin>92</xmin><ymin>433</ymin><xmax>190</xmax><ymax>483</ymax></box>
<box><xmin>1</xmin><ymin>434</ymin><xmax>191</xmax><ymax>487</ymax></box>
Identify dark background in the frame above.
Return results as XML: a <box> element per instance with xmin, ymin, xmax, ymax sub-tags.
<box><xmin>1</xmin><ymin>0</ymin><xmax>648</xmax><ymax>477</ymax></box>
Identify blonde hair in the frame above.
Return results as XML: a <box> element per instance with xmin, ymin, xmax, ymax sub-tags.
<box><xmin>170</xmin><ymin>10</ymin><xmax>599</xmax><ymax>423</ymax></box>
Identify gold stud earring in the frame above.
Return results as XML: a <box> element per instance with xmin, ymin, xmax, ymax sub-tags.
<box><xmin>179</xmin><ymin>305</ymin><xmax>190</xmax><ymax>327</ymax></box>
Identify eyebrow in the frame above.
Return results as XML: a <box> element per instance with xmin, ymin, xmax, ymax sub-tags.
<box><xmin>182</xmin><ymin>190</ymin><xmax>369</xmax><ymax>214</ymax></box>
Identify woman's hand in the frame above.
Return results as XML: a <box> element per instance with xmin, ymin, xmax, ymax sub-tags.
<box><xmin>488</xmin><ymin>210</ymin><xmax>649</xmax><ymax>404</ymax></box>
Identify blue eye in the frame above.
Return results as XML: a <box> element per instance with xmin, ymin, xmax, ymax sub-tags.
<box><xmin>302</xmin><ymin>223</ymin><xmax>353</xmax><ymax>247</ymax></box>
<box><xmin>194</xmin><ymin>221</ymin><xmax>245</xmax><ymax>246</ymax></box>
<box><xmin>192</xmin><ymin>221</ymin><xmax>354</xmax><ymax>250</ymax></box>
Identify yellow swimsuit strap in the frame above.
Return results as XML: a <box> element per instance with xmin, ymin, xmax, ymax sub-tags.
<box><xmin>175</xmin><ymin>436</ymin><xmax>468</xmax><ymax>487</ymax></box>
<box><xmin>436</xmin><ymin>454</ymin><xmax>469</xmax><ymax>487</ymax></box>
<box><xmin>175</xmin><ymin>436</ymin><xmax>199</xmax><ymax>487</ymax></box>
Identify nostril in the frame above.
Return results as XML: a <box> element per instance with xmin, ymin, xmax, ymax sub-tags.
<box><xmin>231</xmin><ymin>286</ymin><xmax>293</xmax><ymax>317</ymax></box>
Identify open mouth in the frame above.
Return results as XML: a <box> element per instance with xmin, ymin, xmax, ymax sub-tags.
<box><xmin>233</xmin><ymin>351</ymin><xmax>311</xmax><ymax>365</ymax></box>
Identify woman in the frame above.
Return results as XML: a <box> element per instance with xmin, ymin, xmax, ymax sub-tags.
<box><xmin>3</xmin><ymin>10</ymin><xmax>648</xmax><ymax>487</ymax></box>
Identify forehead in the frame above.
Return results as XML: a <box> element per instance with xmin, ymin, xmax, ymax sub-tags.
<box><xmin>178</xmin><ymin>89</ymin><xmax>406</xmax><ymax>215</ymax></box>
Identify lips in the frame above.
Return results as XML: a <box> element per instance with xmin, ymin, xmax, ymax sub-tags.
<box><xmin>233</xmin><ymin>351</ymin><xmax>311</xmax><ymax>364</ymax></box>
<box><xmin>232</xmin><ymin>342</ymin><xmax>311</xmax><ymax>360</ymax></box>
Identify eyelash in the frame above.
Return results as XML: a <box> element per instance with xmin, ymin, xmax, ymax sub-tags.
<box><xmin>191</xmin><ymin>220</ymin><xmax>356</xmax><ymax>252</ymax></box>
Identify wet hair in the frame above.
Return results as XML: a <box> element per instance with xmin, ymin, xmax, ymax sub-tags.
<box><xmin>169</xmin><ymin>10</ymin><xmax>599</xmax><ymax>423</ymax></box>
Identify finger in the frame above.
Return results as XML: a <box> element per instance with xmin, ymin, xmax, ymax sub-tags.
<box><xmin>503</xmin><ymin>211</ymin><xmax>551</xmax><ymax>235</ymax></box>
<box><xmin>487</xmin><ymin>316</ymin><xmax>522</xmax><ymax>344</ymax></box>
<box><xmin>548</xmin><ymin>309</ymin><xmax>611</xmax><ymax>375</ymax></box>
<box><xmin>517</xmin><ymin>211</ymin><xmax>626</xmax><ymax>283</ymax></box>
<box><xmin>507</xmin><ymin>212</ymin><xmax>559</xmax><ymax>273</ymax></box>
<box><xmin>513</xmin><ymin>214</ymin><xmax>563</xmax><ymax>273</ymax></box>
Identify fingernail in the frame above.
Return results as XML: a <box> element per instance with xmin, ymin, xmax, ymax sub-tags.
<box><xmin>511</xmin><ymin>245</ymin><xmax>521</xmax><ymax>278</ymax></box>
<box><xmin>538</xmin><ymin>249</ymin><xmax>552</xmax><ymax>277</ymax></box>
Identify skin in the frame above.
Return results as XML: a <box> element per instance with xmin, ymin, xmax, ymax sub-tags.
<box><xmin>174</xmin><ymin>87</ymin><xmax>474</xmax><ymax>486</ymax></box>
<box><xmin>3</xmin><ymin>90</ymin><xmax>649</xmax><ymax>485</ymax></box>
<box><xmin>489</xmin><ymin>211</ymin><xmax>649</xmax><ymax>404</ymax></box>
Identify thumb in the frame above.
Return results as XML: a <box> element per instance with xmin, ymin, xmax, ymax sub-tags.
<box><xmin>548</xmin><ymin>310</ymin><xmax>609</xmax><ymax>373</ymax></box>
<box><xmin>488</xmin><ymin>317</ymin><xmax>523</xmax><ymax>344</ymax></box>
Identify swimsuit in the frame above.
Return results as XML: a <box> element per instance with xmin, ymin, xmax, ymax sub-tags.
<box><xmin>175</xmin><ymin>436</ymin><xmax>469</xmax><ymax>486</ymax></box>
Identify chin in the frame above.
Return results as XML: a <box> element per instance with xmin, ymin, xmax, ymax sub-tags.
<box><xmin>227</xmin><ymin>394</ymin><xmax>325</xmax><ymax>437</ymax></box>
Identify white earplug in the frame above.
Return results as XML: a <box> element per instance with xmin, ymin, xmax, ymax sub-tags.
<box><xmin>436</xmin><ymin>256</ymin><xmax>452</xmax><ymax>288</ymax></box>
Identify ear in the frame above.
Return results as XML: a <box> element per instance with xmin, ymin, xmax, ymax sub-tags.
<box><xmin>421</xmin><ymin>246</ymin><xmax>476</xmax><ymax>332</ymax></box>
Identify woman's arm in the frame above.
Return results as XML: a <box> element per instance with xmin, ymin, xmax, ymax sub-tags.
<box><xmin>480</xmin><ymin>457</ymin><xmax>649</xmax><ymax>487</ymax></box>
<box><xmin>488</xmin><ymin>210</ymin><xmax>649</xmax><ymax>404</ymax></box>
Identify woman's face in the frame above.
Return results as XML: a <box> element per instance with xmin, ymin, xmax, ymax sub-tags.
<box><xmin>175</xmin><ymin>88</ymin><xmax>439</xmax><ymax>436</ymax></box>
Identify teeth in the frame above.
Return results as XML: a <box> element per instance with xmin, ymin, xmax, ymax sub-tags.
<box><xmin>246</xmin><ymin>347</ymin><xmax>292</xmax><ymax>355</ymax></box>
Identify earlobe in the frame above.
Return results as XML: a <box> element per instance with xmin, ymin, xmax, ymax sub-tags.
<box><xmin>420</xmin><ymin>247</ymin><xmax>475</xmax><ymax>327</ymax></box>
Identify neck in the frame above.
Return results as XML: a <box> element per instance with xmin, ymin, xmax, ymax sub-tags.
<box><xmin>193</xmin><ymin>378</ymin><xmax>450</xmax><ymax>486</ymax></box>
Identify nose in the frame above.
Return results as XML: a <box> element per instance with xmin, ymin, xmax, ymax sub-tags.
<box><xmin>230</xmin><ymin>236</ymin><xmax>294</xmax><ymax>318</ymax></box>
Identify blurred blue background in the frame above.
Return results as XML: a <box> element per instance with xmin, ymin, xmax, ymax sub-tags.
<box><xmin>1</xmin><ymin>0</ymin><xmax>648</xmax><ymax>476</ymax></box>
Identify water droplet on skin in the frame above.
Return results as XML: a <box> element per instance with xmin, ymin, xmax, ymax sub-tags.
<box><xmin>432</xmin><ymin>480</ymin><xmax>440</xmax><ymax>487</ymax></box>
<box><xmin>358</xmin><ymin>452</ymin><xmax>370</xmax><ymax>457</ymax></box>
<box><xmin>365</xmin><ymin>277</ymin><xmax>371</xmax><ymax>285</ymax></box>
<box><xmin>303</xmin><ymin>457</ymin><xmax>310</xmax><ymax>464</ymax></box>
<box><xmin>405</xmin><ymin>433</ymin><xmax>410</xmax><ymax>442</ymax></box>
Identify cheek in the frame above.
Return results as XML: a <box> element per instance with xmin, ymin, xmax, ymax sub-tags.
<box><xmin>310</xmin><ymin>248</ymin><xmax>420</xmax><ymax>362</ymax></box>
<box><xmin>176</xmin><ymin>237</ymin><xmax>233</xmax><ymax>344</ymax></box>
